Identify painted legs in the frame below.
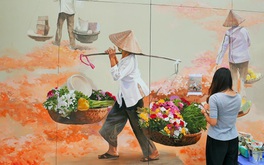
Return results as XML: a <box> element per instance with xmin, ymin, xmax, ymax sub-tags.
<box><xmin>229</xmin><ymin>61</ymin><xmax>249</xmax><ymax>97</ymax></box>
<box><xmin>54</xmin><ymin>12</ymin><xmax>75</xmax><ymax>48</ymax></box>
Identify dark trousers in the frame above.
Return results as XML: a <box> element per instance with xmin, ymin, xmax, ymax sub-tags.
<box><xmin>55</xmin><ymin>12</ymin><xmax>75</xmax><ymax>47</ymax></box>
<box><xmin>206</xmin><ymin>135</ymin><xmax>238</xmax><ymax>165</ymax></box>
<box><xmin>99</xmin><ymin>98</ymin><xmax>157</xmax><ymax>157</ymax></box>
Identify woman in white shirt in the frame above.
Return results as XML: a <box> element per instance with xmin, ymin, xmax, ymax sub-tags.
<box><xmin>98</xmin><ymin>30</ymin><xmax>159</xmax><ymax>162</ymax></box>
<box><xmin>216</xmin><ymin>10</ymin><xmax>250</xmax><ymax>97</ymax></box>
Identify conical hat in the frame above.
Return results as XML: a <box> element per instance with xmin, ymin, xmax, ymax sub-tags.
<box><xmin>223</xmin><ymin>10</ymin><xmax>245</xmax><ymax>27</ymax></box>
<box><xmin>109</xmin><ymin>30</ymin><xmax>142</xmax><ymax>54</ymax></box>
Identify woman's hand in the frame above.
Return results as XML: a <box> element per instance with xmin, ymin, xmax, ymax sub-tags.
<box><xmin>105</xmin><ymin>47</ymin><xmax>118</xmax><ymax>67</ymax></box>
<box><xmin>201</xmin><ymin>102</ymin><xmax>209</xmax><ymax>114</ymax></box>
<box><xmin>201</xmin><ymin>109</ymin><xmax>206</xmax><ymax>114</ymax></box>
<box><xmin>200</xmin><ymin>102</ymin><xmax>217</xmax><ymax>126</ymax></box>
<box><xmin>203</xmin><ymin>103</ymin><xmax>210</xmax><ymax>111</ymax></box>
<box><xmin>105</xmin><ymin>47</ymin><xmax>116</xmax><ymax>59</ymax></box>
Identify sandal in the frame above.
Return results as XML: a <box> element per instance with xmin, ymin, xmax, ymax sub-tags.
<box><xmin>98</xmin><ymin>153</ymin><xmax>119</xmax><ymax>160</ymax></box>
<box><xmin>140</xmin><ymin>156</ymin><xmax>159</xmax><ymax>162</ymax></box>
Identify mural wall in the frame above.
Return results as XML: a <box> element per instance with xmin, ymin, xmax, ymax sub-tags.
<box><xmin>0</xmin><ymin>0</ymin><xmax>263</xmax><ymax>164</ymax></box>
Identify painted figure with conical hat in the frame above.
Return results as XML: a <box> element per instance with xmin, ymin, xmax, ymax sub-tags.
<box><xmin>98</xmin><ymin>30</ymin><xmax>159</xmax><ymax>162</ymax></box>
<box><xmin>216</xmin><ymin>10</ymin><xmax>251</xmax><ymax>98</ymax></box>
<box><xmin>109</xmin><ymin>30</ymin><xmax>142</xmax><ymax>54</ymax></box>
<box><xmin>223</xmin><ymin>10</ymin><xmax>245</xmax><ymax>27</ymax></box>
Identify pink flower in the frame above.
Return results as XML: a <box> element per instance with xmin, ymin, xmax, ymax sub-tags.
<box><xmin>178</xmin><ymin>102</ymin><xmax>184</xmax><ymax>109</ymax></box>
<box><xmin>170</xmin><ymin>95</ymin><xmax>180</xmax><ymax>101</ymax></box>
<box><xmin>156</xmin><ymin>112</ymin><xmax>163</xmax><ymax>118</ymax></box>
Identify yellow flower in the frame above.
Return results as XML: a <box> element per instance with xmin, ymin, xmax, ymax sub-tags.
<box><xmin>142</xmin><ymin>107</ymin><xmax>149</xmax><ymax>113</ymax></box>
<box><xmin>77</xmin><ymin>97</ymin><xmax>90</xmax><ymax>111</ymax></box>
<box><xmin>155</xmin><ymin>108</ymin><xmax>161</xmax><ymax>114</ymax></box>
<box><xmin>241</xmin><ymin>97</ymin><xmax>246</xmax><ymax>105</ymax></box>
<box><xmin>176</xmin><ymin>112</ymin><xmax>183</xmax><ymax>119</ymax></box>
<box><xmin>158</xmin><ymin>99</ymin><xmax>165</xmax><ymax>103</ymax></box>
<box><xmin>251</xmin><ymin>73</ymin><xmax>256</xmax><ymax>79</ymax></box>
<box><xmin>181</xmin><ymin>128</ymin><xmax>187</xmax><ymax>135</ymax></box>
<box><xmin>246</xmin><ymin>74</ymin><xmax>251</xmax><ymax>81</ymax></box>
<box><xmin>165</xmin><ymin>109</ymin><xmax>170</xmax><ymax>115</ymax></box>
<box><xmin>164</xmin><ymin>127</ymin><xmax>170</xmax><ymax>135</ymax></box>
<box><xmin>248</xmin><ymin>69</ymin><xmax>254</xmax><ymax>74</ymax></box>
<box><xmin>248</xmin><ymin>69</ymin><xmax>257</xmax><ymax>79</ymax></box>
<box><xmin>139</xmin><ymin>113</ymin><xmax>149</xmax><ymax>122</ymax></box>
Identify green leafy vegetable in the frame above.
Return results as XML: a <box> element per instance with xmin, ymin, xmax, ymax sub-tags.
<box><xmin>181</xmin><ymin>103</ymin><xmax>207</xmax><ymax>134</ymax></box>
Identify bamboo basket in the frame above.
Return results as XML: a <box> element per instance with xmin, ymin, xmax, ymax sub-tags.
<box><xmin>48</xmin><ymin>107</ymin><xmax>109</xmax><ymax>125</ymax></box>
<box><xmin>237</xmin><ymin>99</ymin><xmax>251</xmax><ymax>118</ymax></box>
<box><xmin>245</xmin><ymin>74</ymin><xmax>262</xmax><ymax>84</ymax></box>
<box><xmin>143</xmin><ymin>129</ymin><xmax>202</xmax><ymax>146</ymax></box>
<box><xmin>237</xmin><ymin>109</ymin><xmax>250</xmax><ymax>118</ymax></box>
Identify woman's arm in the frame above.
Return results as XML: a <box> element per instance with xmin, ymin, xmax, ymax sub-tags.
<box><xmin>203</xmin><ymin>111</ymin><xmax>217</xmax><ymax>126</ymax></box>
<box><xmin>105</xmin><ymin>47</ymin><xmax>118</xmax><ymax>67</ymax></box>
<box><xmin>216</xmin><ymin>34</ymin><xmax>229</xmax><ymax>65</ymax></box>
<box><xmin>201</xmin><ymin>103</ymin><xmax>217</xmax><ymax>126</ymax></box>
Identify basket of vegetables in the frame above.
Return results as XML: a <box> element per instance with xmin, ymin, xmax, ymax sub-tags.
<box><xmin>43</xmin><ymin>86</ymin><xmax>115</xmax><ymax>124</ymax></box>
<box><xmin>137</xmin><ymin>96</ymin><xmax>207</xmax><ymax>146</ymax></box>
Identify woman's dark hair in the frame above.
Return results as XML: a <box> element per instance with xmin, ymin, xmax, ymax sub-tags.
<box><xmin>206</xmin><ymin>67</ymin><xmax>233</xmax><ymax>102</ymax></box>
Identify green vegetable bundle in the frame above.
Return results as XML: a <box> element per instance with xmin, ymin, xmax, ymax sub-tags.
<box><xmin>181</xmin><ymin>103</ymin><xmax>207</xmax><ymax>134</ymax></box>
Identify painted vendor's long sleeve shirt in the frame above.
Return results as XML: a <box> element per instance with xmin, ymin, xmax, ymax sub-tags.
<box><xmin>110</xmin><ymin>54</ymin><xmax>149</xmax><ymax>108</ymax></box>
<box><xmin>216</xmin><ymin>26</ymin><xmax>251</xmax><ymax>64</ymax></box>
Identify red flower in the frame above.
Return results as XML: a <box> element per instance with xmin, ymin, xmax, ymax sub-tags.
<box><xmin>47</xmin><ymin>87</ymin><xmax>58</xmax><ymax>98</ymax></box>
<box><xmin>162</xmin><ymin>114</ymin><xmax>168</xmax><ymax>118</ymax></box>
<box><xmin>180</xmin><ymin>120</ymin><xmax>185</xmax><ymax>127</ymax></box>
<box><xmin>180</xmin><ymin>97</ymin><xmax>190</xmax><ymax>106</ymax></box>
<box><xmin>167</xmin><ymin>123</ymin><xmax>173</xmax><ymax>129</ymax></box>
<box><xmin>112</xmin><ymin>96</ymin><xmax>116</xmax><ymax>101</ymax></box>
<box><xmin>105</xmin><ymin>91</ymin><xmax>112</xmax><ymax>97</ymax></box>
<box><xmin>173</xmin><ymin>114</ymin><xmax>178</xmax><ymax>119</ymax></box>
<box><xmin>150</xmin><ymin>114</ymin><xmax>157</xmax><ymax>119</ymax></box>
<box><xmin>47</xmin><ymin>89</ymin><xmax>55</xmax><ymax>98</ymax></box>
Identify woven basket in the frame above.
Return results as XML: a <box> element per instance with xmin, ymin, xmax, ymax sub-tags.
<box><xmin>237</xmin><ymin>99</ymin><xmax>251</xmax><ymax>118</ymax></box>
<box><xmin>237</xmin><ymin>109</ymin><xmax>250</xmax><ymax>118</ymax></box>
<box><xmin>143</xmin><ymin>129</ymin><xmax>202</xmax><ymax>146</ymax></box>
<box><xmin>237</xmin><ymin>107</ymin><xmax>250</xmax><ymax>118</ymax></box>
<box><xmin>245</xmin><ymin>74</ymin><xmax>262</xmax><ymax>84</ymax></box>
<box><xmin>48</xmin><ymin>107</ymin><xmax>109</xmax><ymax>125</ymax></box>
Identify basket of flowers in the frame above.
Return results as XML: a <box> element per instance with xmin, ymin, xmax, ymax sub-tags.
<box><xmin>43</xmin><ymin>86</ymin><xmax>115</xmax><ymax>124</ymax></box>
<box><xmin>245</xmin><ymin>69</ymin><xmax>262</xmax><ymax>84</ymax></box>
<box><xmin>137</xmin><ymin>96</ymin><xmax>207</xmax><ymax>146</ymax></box>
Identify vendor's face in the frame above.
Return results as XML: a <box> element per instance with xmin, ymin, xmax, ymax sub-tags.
<box><xmin>118</xmin><ymin>47</ymin><xmax>123</xmax><ymax>53</ymax></box>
